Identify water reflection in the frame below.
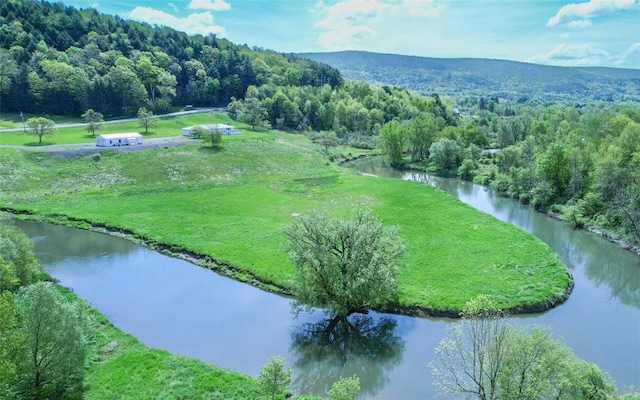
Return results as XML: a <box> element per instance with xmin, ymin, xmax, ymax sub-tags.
<box><xmin>290</xmin><ymin>315</ymin><xmax>405</xmax><ymax>397</ymax></box>
<box><xmin>7</xmin><ymin>218</ymin><xmax>136</xmax><ymax>264</ymax></box>
<box><xmin>348</xmin><ymin>157</ymin><xmax>640</xmax><ymax>311</ymax></box>
<box><xmin>587</xmin><ymin>248</ymin><xmax>640</xmax><ymax>309</ymax></box>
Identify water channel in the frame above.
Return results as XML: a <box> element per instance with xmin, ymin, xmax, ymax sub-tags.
<box><xmin>12</xmin><ymin>157</ymin><xmax>640</xmax><ymax>398</ymax></box>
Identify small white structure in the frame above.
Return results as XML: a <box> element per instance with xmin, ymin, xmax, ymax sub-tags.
<box><xmin>96</xmin><ymin>132</ymin><xmax>143</xmax><ymax>147</ymax></box>
<box><xmin>182</xmin><ymin>123</ymin><xmax>241</xmax><ymax>137</ymax></box>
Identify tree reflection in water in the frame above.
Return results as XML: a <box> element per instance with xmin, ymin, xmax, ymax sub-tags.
<box><xmin>290</xmin><ymin>314</ymin><xmax>405</xmax><ymax>397</ymax></box>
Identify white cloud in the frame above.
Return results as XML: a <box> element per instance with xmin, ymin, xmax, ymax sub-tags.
<box><xmin>547</xmin><ymin>0</ymin><xmax>637</xmax><ymax>27</ymax></box>
<box><xmin>317</xmin><ymin>25</ymin><xmax>378</xmax><ymax>50</ymax></box>
<box><xmin>567</xmin><ymin>19</ymin><xmax>593</xmax><ymax>28</ymax></box>
<box><xmin>168</xmin><ymin>2</ymin><xmax>178</xmax><ymax>13</ymax></box>
<box><xmin>533</xmin><ymin>43</ymin><xmax>611</xmax><ymax>66</ymax></box>
<box><xmin>315</xmin><ymin>0</ymin><xmax>390</xmax><ymax>49</ymax></box>
<box><xmin>402</xmin><ymin>0</ymin><xmax>444</xmax><ymax>17</ymax></box>
<box><xmin>127</xmin><ymin>7</ymin><xmax>225</xmax><ymax>36</ymax></box>
<box><xmin>615</xmin><ymin>42</ymin><xmax>640</xmax><ymax>67</ymax></box>
<box><xmin>314</xmin><ymin>0</ymin><xmax>444</xmax><ymax>50</ymax></box>
<box><xmin>187</xmin><ymin>0</ymin><xmax>231</xmax><ymax>11</ymax></box>
<box><xmin>315</xmin><ymin>0</ymin><xmax>390</xmax><ymax>29</ymax></box>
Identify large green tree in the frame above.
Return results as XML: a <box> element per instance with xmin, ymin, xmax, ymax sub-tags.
<box><xmin>284</xmin><ymin>210</ymin><xmax>404</xmax><ymax>318</ymax></box>
<box><xmin>379</xmin><ymin>120</ymin><xmax>405</xmax><ymax>167</ymax></box>
<box><xmin>238</xmin><ymin>97</ymin><xmax>271</xmax><ymax>131</ymax></box>
<box><xmin>0</xmin><ymin>223</ymin><xmax>41</xmax><ymax>292</ymax></box>
<box><xmin>406</xmin><ymin>113</ymin><xmax>442</xmax><ymax>162</ymax></box>
<box><xmin>12</xmin><ymin>283</ymin><xmax>89</xmax><ymax>400</ymax></box>
<box><xmin>25</xmin><ymin>117</ymin><xmax>55</xmax><ymax>144</ymax></box>
<box><xmin>0</xmin><ymin>291</ymin><xmax>22</xmax><ymax>399</ymax></box>
<box><xmin>137</xmin><ymin>107</ymin><xmax>155</xmax><ymax>134</ymax></box>
<box><xmin>81</xmin><ymin>109</ymin><xmax>104</xmax><ymax>137</ymax></box>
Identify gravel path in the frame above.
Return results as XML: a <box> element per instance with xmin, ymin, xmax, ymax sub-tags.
<box><xmin>1</xmin><ymin>135</ymin><xmax>197</xmax><ymax>158</ymax></box>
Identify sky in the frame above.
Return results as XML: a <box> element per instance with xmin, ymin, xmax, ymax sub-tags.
<box><xmin>62</xmin><ymin>0</ymin><xmax>640</xmax><ymax>69</ymax></box>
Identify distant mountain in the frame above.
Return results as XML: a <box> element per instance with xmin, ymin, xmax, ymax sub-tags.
<box><xmin>300</xmin><ymin>51</ymin><xmax>640</xmax><ymax>103</ymax></box>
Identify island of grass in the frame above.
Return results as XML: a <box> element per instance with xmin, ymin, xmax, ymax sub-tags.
<box><xmin>0</xmin><ymin>119</ymin><xmax>572</xmax><ymax>316</ymax></box>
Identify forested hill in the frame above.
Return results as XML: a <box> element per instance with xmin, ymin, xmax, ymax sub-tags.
<box><xmin>300</xmin><ymin>51</ymin><xmax>640</xmax><ymax>103</ymax></box>
<box><xmin>0</xmin><ymin>0</ymin><xmax>342</xmax><ymax>117</ymax></box>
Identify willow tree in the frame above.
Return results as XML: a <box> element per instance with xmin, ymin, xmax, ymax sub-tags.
<box><xmin>0</xmin><ymin>223</ymin><xmax>41</xmax><ymax>292</ymax></box>
<box><xmin>12</xmin><ymin>283</ymin><xmax>89</xmax><ymax>400</ymax></box>
<box><xmin>284</xmin><ymin>210</ymin><xmax>404</xmax><ymax>318</ymax></box>
<box><xmin>430</xmin><ymin>295</ymin><xmax>617</xmax><ymax>400</ymax></box>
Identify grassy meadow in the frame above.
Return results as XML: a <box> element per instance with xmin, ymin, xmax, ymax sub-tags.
<box><xmin>0</xmin><ymin>114</ymin><xmax>571</xmax><ymax>314</ymax></box>
<box><xmin>53</xmin><ymin>286</ymin><xmax>279</xmax><ymax>400</ymax></box>
<box><xmin>0</xmin><ymin>109</ymin><xmax>233</xmax><ymax>146</ymax></box>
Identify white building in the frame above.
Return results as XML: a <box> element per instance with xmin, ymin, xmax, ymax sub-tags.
<box><xmin>182</xmin><ymin>123</ymin><xmax>241</xmax><ymax>137</ymax></box>
<box><xmin>96</xmin><ymin>132</ymin><xmax>143</xmax><ymax>147</ymax></box>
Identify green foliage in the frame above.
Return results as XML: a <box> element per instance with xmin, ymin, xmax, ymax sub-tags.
<box><xmin>81</xmin><ymin>109</ymin><xmax>104</xmax><ymax>137</ymax></box>
<box><xmin>11</xmin><ymin>282</ymin><xmax>90</xmax><ymax>400</ymax></box>
<box><xmin>25</xmin><ymin>117</ymin><xmax>55</xmax><ymax>144</ymax></box>
<box><xmin>431</xmin><ymin>295</ymin><xmax>617</xmax><ymax>400</ymax></box>
<box><xmin>137</xmin><ymin>107</ymin><xmax>155</xmax><ymax>134</ymax></box>
<box><xmin>0</xmin><ymin>222</ymin><xmax>41</xmax><ymax>292</ymax></box>
<box><xmin>328</xmin><ymin>376</ymin><xmax>360</xmax><ymax>400</ymax></box>
<box><xmin>0</xmin><ymin>0</ymin><xmax>342</xmax><ymax>117</ymax></box>
<box><xmin>429</xmin><ymin>138</ymin><xmax>461</xmax><ymax>171</ymax></box>
<box><xmin>284</xmin><ymin>209</ymin><xmax>405</xmax><ymax>317</ymax></box>
<box><xmin>256</xmin><ymin>356</ymin><xmax>291</xmax><ymax>400</ymax></box>
<box><xmin>406</xmin><ymin>113</ymin><xmax>443</xmax><ymax>162</ymax></box>
<box><xmin>237</xmin><ymin>97</ymin><xmax>271</xmax><ymax>131</ymax></box>
<box><xmin>0</xmin><ymin>291</ymin><xmax>22</xmax><ymax>400</ymax></box>
<box><xmin>201</xmin><ymin>128</ymin><xmax>223</xmax><ymax>148</ymax></box>
<box><xmin>315</xmin><ymin>131</ymin><xmax>339</xmax><ymax>153</ymax></box>
<box><xmin>190</xmin><ymin>125</ymin><xmax>208</xmax><ymax>139</ymax></box>
<box><xmin>379</xmin><ymin>120</ymin><xmax>405</xmax><ymax>166</ymax></box>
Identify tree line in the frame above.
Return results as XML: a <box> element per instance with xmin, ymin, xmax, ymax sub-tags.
<box><xmin>377</xmin><ymin>96</ymin><xmax>640</xmax><ymax>248</ymax></box>
<box><xmin>0</xmin><ymin>0</ymin><xmax>342</xmax><ymax>117</ymax></box>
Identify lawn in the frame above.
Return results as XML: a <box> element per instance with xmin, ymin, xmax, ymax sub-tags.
<box><xmin>0</xmin><ymin>123</ymin><xmax>571</xmax><ymax>314</ymax></box>
<box><xmin>0</xmin><ymin>109</ymin><xmax>234</xmax><ymax>146</ymax></box>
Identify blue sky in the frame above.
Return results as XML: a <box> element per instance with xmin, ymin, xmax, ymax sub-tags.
<box><xmin>63</xmin><ymin>0</ymin><xmax>640</xmax><ymax>69</ymax></box>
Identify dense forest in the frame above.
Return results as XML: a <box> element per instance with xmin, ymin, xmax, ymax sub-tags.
<box><xmin>0</xmin><ymin>0</ymin><xmax>342</xmax><ymax>117</ymax></box>
<box><xmin>302</xmin><ymin>51</ymin><xmax>640</xmax><ymax>103</ymax></box>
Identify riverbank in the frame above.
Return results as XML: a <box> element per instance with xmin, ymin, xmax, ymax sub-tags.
<box><xmin>400</xmin><ymin>160</ymin><xmax>640</xmax><ymax>257</ymax></box>
<box><xmin>3</xmin><ymin>207</ymin><xmax>573</xmax><ymax>318</ymax></box>
<box><xmin>53</xmin><ymin>285</ymin><xmax>267</xmax><ymax>400</ymax></box>
<box><xmin>0</xmin><ymin>130</ymin><xmax>572</xmax><ymax>316</ymax></box>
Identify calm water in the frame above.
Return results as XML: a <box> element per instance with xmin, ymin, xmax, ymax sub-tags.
<box><xmin>12</xmin><ymin>162</ymin><xmax>640</xmax><ymax>398</ymax></box>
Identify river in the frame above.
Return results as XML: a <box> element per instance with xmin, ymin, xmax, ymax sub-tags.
<box><xmin>12</xmin><ymin>158</ymin><xmax>640</xmax><ymax>398</ymax></box>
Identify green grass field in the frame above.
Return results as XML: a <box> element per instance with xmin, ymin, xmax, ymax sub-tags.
<box><xmin>0</xmin><ymin>118</ymin><xmax>571</xmax><ymax>314</ymax></box>
<box><xmin>0</xmin><ymin>110</ymin><xmax>234</xmax><ymax>146</ymax></box>
<box><xmin>51</xmin><ymin>287</ymin><xmax>284</xmax><ymax>400</ymax></box>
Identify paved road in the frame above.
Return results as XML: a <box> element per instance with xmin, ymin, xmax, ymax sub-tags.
<box><xmin>0</xmin><ymin>108</ymin><xmax>224</xmax><ymax>157</ymax></box>
<box><xmin>0</xmin><ymin>108</ymin><xmax>222</xmax><ymax>133</ymax></box>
